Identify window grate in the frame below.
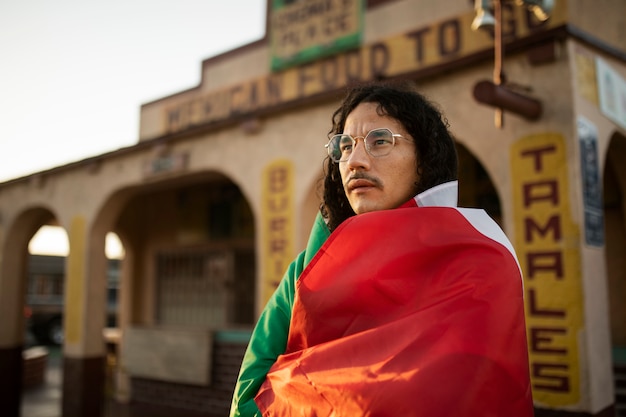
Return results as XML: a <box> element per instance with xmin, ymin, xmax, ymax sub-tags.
<box><xmin>155</xmin><ymin>248</ymin><xmax>255</xmax><ymax>327</ymax></box>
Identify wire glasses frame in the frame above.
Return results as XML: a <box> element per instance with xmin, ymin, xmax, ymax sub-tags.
<box><xmin>325</xmin><ymin>128</ymin><xmax>408</xmax><ymax>163</ymax></box>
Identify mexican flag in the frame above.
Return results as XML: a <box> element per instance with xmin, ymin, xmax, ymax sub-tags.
<box><xmin>255</xmin><ymin>206</ymin><xmax>533</xmax><ymax>416</ymax></box>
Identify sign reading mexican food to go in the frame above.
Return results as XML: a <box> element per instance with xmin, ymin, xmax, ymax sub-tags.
<box><xmin>270</xmin><ymin>0</ymin><xmax>364</xmax><ymax>71</ymax></box>
<box><xmin>158</xmin><ymin>1</ymin><xmax>567</xmax><ymax>138</ymax></box>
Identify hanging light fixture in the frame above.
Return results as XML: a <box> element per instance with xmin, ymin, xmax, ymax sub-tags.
<box><xmin>471</xmin><ymin>0</ymin><xmax>496</xmax><ymax>31</ymax></box>
<box><xmin>470</xmin><ymin>0</ymin><xmax>552</xmax><ymax>128</ymax></box>
<box><xmin>516</xmin><ymin>0</ymin><xmax>554</xmax><ymax>22</ymax></box>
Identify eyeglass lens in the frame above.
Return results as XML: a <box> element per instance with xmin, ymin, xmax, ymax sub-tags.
<box><xmin>327</xmin><ymin>128</ymin><xmax>395</xmax><ymax>162</ymax></box>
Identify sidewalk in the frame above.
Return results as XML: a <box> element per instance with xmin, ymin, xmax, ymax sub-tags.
<box><xmin>21</xmin><ymin>345</ymin><xmax>207</xmax><ymax>417</ymax></box>
<box><xmin>21</xmin><ymin>345</ymin><xmax>132</xmax><ymax>417</ymax></box>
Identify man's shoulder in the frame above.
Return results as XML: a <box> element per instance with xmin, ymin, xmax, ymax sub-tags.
<box><xmin>452</xmin><ymin>207</ymin><xmax>521</xmax><ymax>273</ymax></box>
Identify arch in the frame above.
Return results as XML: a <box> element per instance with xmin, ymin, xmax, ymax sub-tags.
<box><xmin>603</xmin><ymin>131</ymin><xmax>626</xmax><ymax>354</ymax></box>
<box><xmin>456</xmin><ymin>142</ymin><xmax>503</xmax><ymax>225</ymax></box>
<box><xmin>92</xmin><ymin>169</ymin><xmax>257</xmax><ymax>326</ymax></box>
<box><xmin>1</xmin><ymin>206</ymin><xmax>58</xmax><ymax>345</ymax></box>
<box><xmin>0</xmin><ymin>206</ymin><xmax>60</xmax><ymax>415</ymax></box>
<box><xmin>90</xmin><ymin>168</ymin><xmax>258</xmax><ymax>403</ymax></box>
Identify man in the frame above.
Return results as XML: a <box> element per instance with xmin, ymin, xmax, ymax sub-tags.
<box><xmin>230</xmin><ymin>81</ymin><xmax>533</xmax><ymax>416</ymax></box>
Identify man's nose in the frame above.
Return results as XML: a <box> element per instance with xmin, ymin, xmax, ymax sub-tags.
<box><xmin>346</xmin><ymin>139</ymin><xmax>370</xmax><ymax>169</ymax></box>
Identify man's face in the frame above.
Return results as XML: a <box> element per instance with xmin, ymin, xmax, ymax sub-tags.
<box><xmin>339</xmin><ymin>102</ymin><xmax>420</xmax><ymax>214</ymax></box>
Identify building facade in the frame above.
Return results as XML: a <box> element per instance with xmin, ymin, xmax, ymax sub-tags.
<box><xmin>0</xmin><ymin>0</ymin><xmax>625</xmax><ymax>416</ymax></box>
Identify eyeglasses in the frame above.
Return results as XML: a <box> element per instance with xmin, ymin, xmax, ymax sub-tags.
<box><xmin>325</xmin><ymin>128</ymin><xmax>409</xmax><ymax>163</ymax></box>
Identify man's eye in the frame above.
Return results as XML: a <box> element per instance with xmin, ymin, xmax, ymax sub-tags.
<box><xmin>340</xmin><ymin>143</ymin><xmax>353</xmax><ymax>152</ymax></box>
<box><xmin>371</xmin><ymin>138</ymin><xmax>393</xmax><ymax>148</ymax></box>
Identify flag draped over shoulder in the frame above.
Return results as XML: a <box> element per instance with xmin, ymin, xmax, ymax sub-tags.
<box><xmin>255</xmin><ymin>206</ymin><xmax>533</xmax><ymax>417</ymax></box>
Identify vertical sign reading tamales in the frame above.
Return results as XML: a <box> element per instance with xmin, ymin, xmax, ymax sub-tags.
<box><xmin>270</xmin><ymin>0</ymin><xmax>364</xmax><ymax>71</ymax></box>
<box><xmin>511</xmin><ymin>133</ymin><xmax>584</xmax><ymax>407</ymax></box>
<box><xmin>262</xmin><ymin>159</ymin><xmax>295</xmax><ymax>305</ymax></box>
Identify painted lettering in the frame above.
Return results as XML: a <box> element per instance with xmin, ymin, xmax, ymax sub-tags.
<box><xmin>269</xmin><ymin>196</ymin><xmax>287</xmax><ymax>212</ymax></box>
<box><xmin>266</xmin><ymin>75</ymin><xmax>283</xmax><ymax>105</ymax></box>
<box><xmin>320</xmin><ymin>58</ymin><xmax>340</xmax><ymax>89</ymax></box>
<box><xmin>298</xmin><ymin>63</ymin><xmax>317</xmax><ymax>97</ymax></box>
<box><xmin>406</xmin><ymin>27</ymin><xmax>431</xmax><ymax>64</ymax></box>
<box><xmin>270</xmin><ymin>238</ymin><xmax>288</xmax><ymax>254</ymax></box>
<box><xmin>369</xmin><ymin>43</ymin><xmax>390</xmax><ymax>79</ymax></box>
<box><xmin>530</xmin><ymin>327</ymin><xmax>568</xmax><ymax>354</ymax></box>
<box><xmin>528</xmin><ymin>288</ymin><xmax>566</xmax><ymax>317</ymax></box>
<box><xmin>230</xmin><ymin>84</ymin><xmax>246</xmax><ymax>115</ymax></box>
<box><xmin>323</xmin><ymin>10</ymin><xmax>350</xmax><ymax>36</ymax></box>
<box><xmin>527</xmin><ymin>251</ymin><xmax>564</xmax><ymax>279</ymax></box>
<box><xmin>344</xmin><ymin>50</ymin><xmax>364</xmax><ymax>84</ymax></box>
<box><xmin>521</xmin><ymin>145</ymin><xmax>557</xmax><ymax>172</ymax></box>
<box><xmin>161</xmin><ymin>6</ymin><xmax>564</xmax><ymax>136</ymax></box>
<box><xmin>269</xmin><ymin>166</ymin><xmax>288</xmax><ymax>193</ymax></box>
<box><xmin>248</xmin><ymin>83</ymin><xmax>259</xmax><ymax>109</ymax></box>
<box><xmin>263</xmin><ymin>161</ymin><xmax>294</xmax><ymax>295</ymax></box>
<box><xmin>513</xmin><ymin>134</ymin><xmax>580</xmax><ymax>403</ymax></box>
<box><xmin>272</xmin><ymin>0</ymin><xmax>357</xmax><ymax>57</ymax></box>
<box><xmin>270</xmin><ymin>218</ymin><xmax>288</xmax><ymax>233</ymax></box>
<box><xmin>438</xmin><ymin>19</ymin><xmax>461</xmax><ymax>56</ymax></box>
<box><xmin>532</xmin><ymin>363</ymin><xmax>570</xmax><ymax>392</ymax></box>
<box><xmin>524</xmin><ymin>214</ymin><xmax>562</xmax><ymax>242</ymax></box>
<box><xmin>523</xmin><ymin>180</ymin><xmax>559</xmax><ymax>207</ymax></box>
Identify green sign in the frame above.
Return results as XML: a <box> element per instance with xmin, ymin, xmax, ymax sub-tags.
<box><xmin>270</xmin><ymin>0</ymin><xmax>364</xmax><ymax>71</ymax></box>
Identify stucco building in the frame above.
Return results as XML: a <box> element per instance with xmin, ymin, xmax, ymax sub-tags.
<box><xmin>1</xmin><ymin>0</ymin><xmax>625</xmax><ymax>416</ymax></box>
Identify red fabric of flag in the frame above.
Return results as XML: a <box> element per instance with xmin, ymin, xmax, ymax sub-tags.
<box><xmin>255</xmin><ymin>206</ymin><xmax>533</xmax><ymax>417</ymax></box>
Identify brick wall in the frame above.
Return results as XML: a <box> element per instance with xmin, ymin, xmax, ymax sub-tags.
<box><xmin>130</xmin><ymin>339</ymin><xmax>248</xmax><ymax>417</ymax></box>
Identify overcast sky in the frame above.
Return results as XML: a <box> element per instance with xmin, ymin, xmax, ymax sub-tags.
<box><xmin>0</xmin><ymin>0</ymin><xmax>266</xmax><ymax>255</ymax></box>
<box><xmin>0</xmin><ymin>0</ymin><xmax>266</xmax><ymax>183</ymax></box>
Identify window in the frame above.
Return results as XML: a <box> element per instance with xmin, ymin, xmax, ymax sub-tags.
<box><xmin>155</xmin><ymin>249</ymin><xmax>254</xmax><ymax>328</ymax></box>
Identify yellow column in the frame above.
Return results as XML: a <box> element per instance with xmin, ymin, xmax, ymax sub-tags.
<box><xmin>63</xmin><ymin>215</ymin><xmax>107</xmax><ymax>417</ymax></box>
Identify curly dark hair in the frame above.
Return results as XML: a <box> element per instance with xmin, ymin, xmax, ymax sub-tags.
<box><xmin>321</xmin><ymin>80</ymin><xmax>458</xmax><ymax>232</ymax></box>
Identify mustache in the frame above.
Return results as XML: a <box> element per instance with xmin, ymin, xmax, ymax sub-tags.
<box><xmin>347</xmin><ymin>172</ymin><xmax>382</xmax><ymax>187</ymax></box>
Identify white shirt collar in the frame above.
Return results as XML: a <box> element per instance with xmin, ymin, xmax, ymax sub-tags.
<box><xmin>413</xmin><ymin>181</ymin><xmax>458</xmax><ymax>207</ymax></box>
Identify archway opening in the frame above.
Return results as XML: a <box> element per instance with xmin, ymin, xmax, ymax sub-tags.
<box><xmin>456</xmin><ymin>143</ymin><xmax>502</xmax><ymax>225</ymax></box>
<box><xmin>26</xmin><ymin>227</ymin><xmax>123</xmax><ymax>346</ymax></box>
<box><xmin>116</xmin><ymin>176</ymin><xmax>255</xmax><ymax>328</ymax></box>
<box><xmin>603</xmin><ymin>132</ymin><xmax>626</xmax><ymax>363</ymax></box>
<box><xmin>110</xmin><ymin>172</ymin><xmax>256</xmax><ymax>415</ymax></box>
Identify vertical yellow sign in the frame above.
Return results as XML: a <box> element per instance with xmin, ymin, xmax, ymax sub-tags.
<box><xmin>511</xmin><ymin>133</ymin><xmax>584</xmax><ymax>406</ymax></box>
<box><xmin>261</xmin><ymin>159</ymin><xmax>295</xmax><ymax>306</ymax></box>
